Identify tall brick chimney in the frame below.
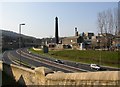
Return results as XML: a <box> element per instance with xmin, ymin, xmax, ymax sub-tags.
<box><xmin>55</xmin><ymin>17</ymin><xmax>59</xmax><ymax>44</ymax></box>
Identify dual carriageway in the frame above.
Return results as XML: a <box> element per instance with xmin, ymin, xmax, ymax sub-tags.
<box><xmin>2</xmin><ymin>48</ymin><xmax>120</xmax><ymax>73</ymax></box>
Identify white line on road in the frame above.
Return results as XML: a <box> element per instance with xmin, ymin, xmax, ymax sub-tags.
<box><xmin>16</xmin><ymin>49</ymin><xmax>89</xmax><ymax>72</ymax></box>
<box><xmin>16</xmin><ymin>50</ymin><xmax>74</xmax><ymax>72</ymax></box>
<box><xmin>8</xmin><ymin>51</ymin><xmax>35</xmax><ymax>68</ymax></box>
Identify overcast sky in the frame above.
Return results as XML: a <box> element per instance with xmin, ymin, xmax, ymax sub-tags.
<box><xmin>0</xmin><ymin>1</ymin><xmax>118</xmax><ymax>38</ymax></box>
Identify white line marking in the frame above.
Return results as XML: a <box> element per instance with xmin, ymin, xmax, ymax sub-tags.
<box><xmin>8</xmin><ymin>51</ymin><xmax>35</xmax><ymax>68</ymax></box>
<box><xmin>16</xmin><ymin>49</ymin><xmax>89</xmax><ymax>72</ymax></box>
<box><xmin>7</xmin><ymin>52</ymin><xmax>20</xmax><ymax>65</ymax></box>
<box><xmin>16</xmin><ymin>50</ymin><xmax>76</xmax><ymax>72</ymax></box>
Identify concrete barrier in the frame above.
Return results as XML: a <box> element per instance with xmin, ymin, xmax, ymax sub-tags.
<box><xmin>46</xmin><ymin>71</ymin><xmax>120</xmax><ymax>85</ymax></box>
<box><xmin>1</xmin><ymin>61</ymin><xmax>53</xmax><ymax>85</ymax></box>
<box><xmin>3</xmin><ymin>62</ymin><xmax>36</xmax><ymax>85</ymax></box>
<box><xmin>0</xmin><ymin>61</ymin><xmax>120</xmax><ymax>86</ymax></box>
<box><xmin>0</xmin><ymin>61</ymin><xmax>2</xmax><ymax>87</ymax></box>
<box><xmin>0</xmin><ymin>61</ymin><xmax>2</xmax><ymax>71</ymax></box>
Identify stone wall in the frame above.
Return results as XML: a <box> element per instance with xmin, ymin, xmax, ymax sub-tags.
<box><xmin>0</xmin><ymin>61</ymin><xmax>52</xmax><ymax>85</ymax></box>
<box><xmin>0</xmin><ymin>61</ymin><xmax>2</xmax><ymax>71</ymax></box>
<box><xmin>0</xmin><ymin>61</ymin><xmax>2</xmax><ymax>87</ymax></box>
<box><xmin>46</xmin><ymin>71</ymin><xmax>120</xmax><ymax>85</ymax></box>
<box><xmin>0</xmin><ymin>61</ymin><xmax>120</xmax><ymax>86</ymax></box>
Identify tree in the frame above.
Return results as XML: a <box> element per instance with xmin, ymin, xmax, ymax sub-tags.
<box><xmin>107</xmin><ymin>9</ymin><xmax>114</xmax><ymax>34</ymax></box>
<box><xmin>97</xmin><ymin>9</ymin><xmax>115</xmax><ymax>34</ymax></box>
<box><xmin>97</xmin><ymin>12</ymin><xmax>104</xmax><ymax>34</ymax></box>
<box><xmin>113</xmin><ymin>8</ymin><xmax>118</xmax><ymax>35</ymax></box>
<box><xmin>97</xmin><ymin>8</ymin><xmax>116</xmax><ymax>50</ymax></box>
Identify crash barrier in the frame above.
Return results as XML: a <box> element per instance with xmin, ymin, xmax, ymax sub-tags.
<box><xmin>0</xmin><ymin>61</ymin><xmax>120</xmax><ymax>86</ymax></box>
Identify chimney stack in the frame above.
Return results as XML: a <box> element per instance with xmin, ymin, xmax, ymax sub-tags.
<box><xmin>55</xmin><ymin>17</ymin><xmax>59</xmax><ymax>44</ymax></box>
<box><xmin>75</xmin><ymin>27</ymin><xmax>78</xmax><ymax>36</ymax></box>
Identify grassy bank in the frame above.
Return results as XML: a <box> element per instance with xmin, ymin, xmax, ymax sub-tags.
<box><xmin>29</xmin><ymin>48</ymin><xmax>119</xmax><ymax>68</ymax></box>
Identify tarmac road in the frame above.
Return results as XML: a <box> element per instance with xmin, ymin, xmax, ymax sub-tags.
<box><xmin>2</xmin><ymin>48</ymin><xmax>120</xmax><ymax>73</ymax></box>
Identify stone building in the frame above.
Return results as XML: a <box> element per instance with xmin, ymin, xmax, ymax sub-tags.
<box><xmin>91</xmin><ymin>33</ymin><xmax>114</xmax><ymax>50</ymax></box>
<box><xmin>112</xmin><ymin>35</ymin><xmax>120</xmax><ymax>48</ymax></box>
<box><xmin>84</xmin><ymin>32</ymin><xmax>94</xmax><ymax>39</ymax></box>
<box><xmin>62</xmin><ymin>36</ymin><xmax>84</xmax><ymax>49</ymax></box>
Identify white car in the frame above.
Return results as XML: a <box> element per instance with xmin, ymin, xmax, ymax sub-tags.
<box><xmin>28</xmin><ymin>51</ymin><xmax>31</xmax><ymax>54</ymax></box>
<box><xmin>90</xmin><ymin>64</ymin><xmax>101</xmax><ymax>70</ymax></box>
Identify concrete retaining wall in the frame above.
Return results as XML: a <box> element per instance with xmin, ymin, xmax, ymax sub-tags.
<box><xmin>0</xmin><ymin>61</ymin><xmax>120</xmax><ymax>86</ymax></box>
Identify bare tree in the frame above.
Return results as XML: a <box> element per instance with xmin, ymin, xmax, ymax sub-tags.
<box><xmin>117</xmin><ymin>7</ymin><xmax>120</xmax><ymax>35</ymax></box>
<box><xmin>113</xmin><ymin>8</ymin><xmax>118</xmax><ymax>35</ymax></box>
<box><xmin>107</xmin><ymin>9</ymin><xmax>114</xmax><ymax>34</ymax></box>
<box><xmin>97</xmin><ymin>9</ymin><xmax>115</xmax><ymax>50</ymax></box>
<box><xmin>97</xmin><ymin>12</ymin><xmax>104</xmax><ymax>34</ymax></box>
<box><xmin>97</xmin><ymin>9</ymin><xmax>114</xmax><ymax>34</ymax></box>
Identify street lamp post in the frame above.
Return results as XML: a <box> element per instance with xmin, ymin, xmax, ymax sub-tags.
<box><xmin>115</xmin><ymin>26</ymin><xmax>119</xmax><ymax>51</ymax></box>
<box><xmin>19</xmin><ymin>23</ymin><xmax>25</xmax><ymax>66</ymax></box>
<box><xmin>98</xmin><ymin>33</ymin><xmax>101</xmax><ymax>65</ymax></box>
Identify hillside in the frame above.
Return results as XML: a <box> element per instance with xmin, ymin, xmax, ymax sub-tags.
<box><xmin>1</xmin><ymin>29</ymin><xmax>41</xmax><ymax>51</ymax></box>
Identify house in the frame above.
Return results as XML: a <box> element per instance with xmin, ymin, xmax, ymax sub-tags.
<box><xmin>84</xmin><ymin>32</ymin><xmax>94</xmax><ymax>39</ymax></box>
<box><xmin>62</xmin><ymin>36</ymin><xmax>84</xmax><ymax>49</ymax></box>
<box><xmin>91</xmin><ymin>33</ymin><xmax>114</xmax><ymax>50</ymax></box>
<box><xmin>112</xmin><ymin>35</ymin><xmax>120</xmax><ymax>48</ymax></box>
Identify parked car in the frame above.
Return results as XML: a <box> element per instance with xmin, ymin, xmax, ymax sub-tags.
<box><xmin>55</xmin><ymin>59</ymin><xmax>64</xmax><ymax>64</ymax></box>
<box><xmin>90</xmin><ymin>64</ymin><xmax>101</xmax><ymax>70</ymax></box>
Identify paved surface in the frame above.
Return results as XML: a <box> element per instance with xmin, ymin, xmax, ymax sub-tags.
<box><xmin>2</xmin><ymin>48</ymin><xmax>120</xmax><ymax>73</ymax></box>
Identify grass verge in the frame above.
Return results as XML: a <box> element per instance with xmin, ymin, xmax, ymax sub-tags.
<box><xmin>29</xmin><ymin>48</ymin><xmax>120</xmax><ymax>68</ymax></box>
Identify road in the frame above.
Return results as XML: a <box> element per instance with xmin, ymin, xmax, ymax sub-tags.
<box><xmin>2</xmin><ymin>48</ymin><xmax>120</xmax><ymax>73</ymax></box>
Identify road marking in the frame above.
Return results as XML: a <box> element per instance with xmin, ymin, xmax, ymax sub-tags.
<box><xmin>16</xmin><ymin>50</ymin><xmax>76</xmax><ymax>72</ymax></box>
<box><xmin>7</xmin><ymin>52</ymin><xmax>20</xmax><ymax>65</ymax></box>
<box><xmin>23</xmin><ymin>49</ymin><xmax>89</xmax><ymax>72</ymax></box>
<box><xmin>8</xmin><ymin>51</ymin><xmax>35</xmax><ymax>68</ymax></box>
<box><xmin>16</xmin><ymin>49</ymin><xmax>89</xmax><ymax>72</ymax></box>
<box><xmin>2</xmin><ymin>51</ymin><xmax>6</xmax><ymax>62</ymax></box>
